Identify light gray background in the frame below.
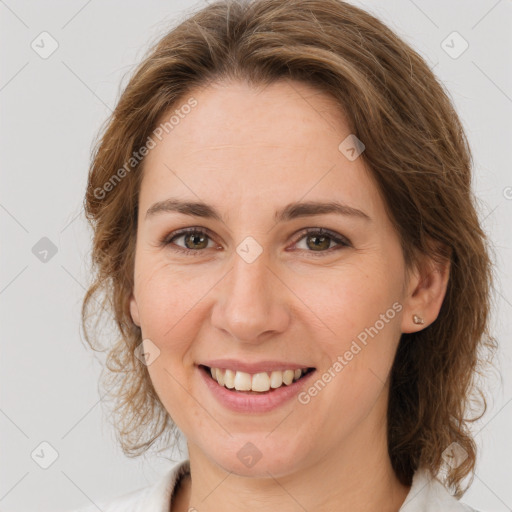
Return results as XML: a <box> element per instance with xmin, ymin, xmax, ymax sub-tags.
<box><xmin>1</xmin><ymin>1</ymin><xmax>511</xmax><ymax>511</ymax></box>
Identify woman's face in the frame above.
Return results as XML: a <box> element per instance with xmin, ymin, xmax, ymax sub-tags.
<box><xmin>129</xmin><ymin>79</ymin><xmax>419</xmax><ymax>477</ymax></box>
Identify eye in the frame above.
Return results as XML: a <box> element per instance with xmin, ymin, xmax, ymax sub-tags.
<box><xmin>290</xmin><ymin>227</ymin><xmax>351</xmax><ymax>256</ymax></box>
<box><xmin>160</xmin><ymin>227</ymin><xmax>351</xmax><ymax>256</ymax></box>
<box><xmin>160</xmin><ymin>227</ymin><xmax>218</xmax><ymax>256</ymax></box>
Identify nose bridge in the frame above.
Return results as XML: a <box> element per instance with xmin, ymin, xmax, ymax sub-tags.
<box><xmin>211</xmin><ymin>241</ymin><xmax>289</xmax><ymax>342</ymax></box>
<box><xmin>232</xmin><ymin>254</ymin><xmax>266</xmax><ymax>305</ymax></box>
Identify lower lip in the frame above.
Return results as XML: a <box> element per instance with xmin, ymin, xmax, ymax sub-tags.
<box><xmin>198</xmin><ymin>365</ymin><xmax>316</xmax><ymax>413</ymax></box>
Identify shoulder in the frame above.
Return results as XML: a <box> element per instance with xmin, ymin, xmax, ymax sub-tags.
<box><xmin>66</xmin><ymin>458</ymin><xmax>191</xmax><ymax>512</ymax></box>
<box><xmin>399</xmin><ymin>467</ymin><xmax>485</xmax><ymax>512</ymax></box>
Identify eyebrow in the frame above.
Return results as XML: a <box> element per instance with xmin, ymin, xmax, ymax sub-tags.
<box><xmin>145</xmin><ymin>198</ymin><xmax>372</xmax><ymax>223</ymax></box>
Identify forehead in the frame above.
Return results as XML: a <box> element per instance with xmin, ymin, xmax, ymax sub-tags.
<box><xmin>139</xmin><ymin>79</ymin><xmax>383</xmax><ymax>223</ymax></box>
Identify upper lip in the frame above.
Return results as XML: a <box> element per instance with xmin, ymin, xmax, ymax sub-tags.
<box><xmin>199</xmin><ymin>359</ymin><xmax>315</xmax><ymax>374</ymax></box>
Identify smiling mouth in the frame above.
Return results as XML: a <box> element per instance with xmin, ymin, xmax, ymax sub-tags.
<box><xmin>199</xmin><ymin>364</ymin><xmax>316</xmax><ymax>394</ymax></box>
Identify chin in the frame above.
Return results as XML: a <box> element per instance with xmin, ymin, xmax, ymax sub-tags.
<box><xmin>203</xmin><ymin>435</ymin><xmax>307</xmax><ymax>478</ymax></box>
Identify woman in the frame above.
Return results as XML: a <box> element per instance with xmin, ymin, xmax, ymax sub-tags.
<box><xmin>77</xmin><ymin>0</ymin><xmax>497</xmax><ymax>510</ymax></box>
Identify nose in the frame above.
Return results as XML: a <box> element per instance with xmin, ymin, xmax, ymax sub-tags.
<box><xmin>210</xmin><ymin>246</ymin><xmax>291</xmax><ymax>344</ymax></box>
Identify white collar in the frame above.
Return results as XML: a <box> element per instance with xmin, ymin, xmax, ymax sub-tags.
<box><xmin>399</xmin><ymin>466</ymin><xmax>477</xmax><ymax>511</ymax></box>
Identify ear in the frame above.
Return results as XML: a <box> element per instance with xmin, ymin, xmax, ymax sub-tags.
<box><xmin>400</xmin><ymin>249</ymin><xmax>451</xmax><ymax>334</ymax></box>
<box><xmin>129</xmin><ymin>292</ymin><xmax>141</xmax><ymax>327</ymax></box>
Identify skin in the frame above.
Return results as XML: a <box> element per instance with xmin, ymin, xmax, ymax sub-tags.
<box><xmin>129</xmin><ymin>79</ymin><xmax>450</xmax><ymax>512</ymax></box>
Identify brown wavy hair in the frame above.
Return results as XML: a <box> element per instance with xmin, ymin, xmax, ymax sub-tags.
<box><xmin>81</xmin><ymin>0</ymin><xmax>498</xmax><ymax>497</ymax></box>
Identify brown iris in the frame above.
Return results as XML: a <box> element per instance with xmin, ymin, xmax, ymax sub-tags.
<box><xmin>306</xmin><ymin>233</ymin><xmax>331</xmax><ymax>251</ymax></box>
<box><xmin>184</xmin><ymin>232</ymin><xmax>209</xmax><ymax>250</ymax></box>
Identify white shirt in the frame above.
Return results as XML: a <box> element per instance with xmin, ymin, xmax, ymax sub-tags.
<box><xmin>70</xmin><ymin>458</ymin><xmax>481</xmax><ymax>512</ymax></box>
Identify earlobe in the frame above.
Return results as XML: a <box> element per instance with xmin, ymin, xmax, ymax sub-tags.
<box><xmin>129</xmin><ymin>293</ymin><xmax>141</xmax><ymax>327</ymax></box>
<box><xmin>401</xmin><ymin>254</ymin><xmax>451</xmax><ymax>334</ymax></box>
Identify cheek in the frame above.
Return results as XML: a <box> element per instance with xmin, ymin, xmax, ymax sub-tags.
<box><xmin>135</xmin><ymin>262</ymin><xmax>209</xmax><ymax>338</ymax></box>
<box><xmin>133</xmin><ymin>267</ymin><xmax>205</xmax><ymax>409</ymax></box>
<box><xmin>291</xmin><ymin>259</ymin><xmax>397</xmax><ymax>343</ymax></box>
<box><xmin>138</xmin><ymin>271</ymin><xmax>201</xmax><ymax>425</ymax></box>
<box><xmin>145</xmin><ymin>362</ymin><xmax>201</xmax><ymax>438</ymax></box>
<box><xmin>134</xmin><ymin>262</ymin><xmax>218</xmax><ymax>373</ymax></box>
<box><xmin>294</xmin><ymin>260</ymin><xmax>402</xmax><ymax>400</ymax></box>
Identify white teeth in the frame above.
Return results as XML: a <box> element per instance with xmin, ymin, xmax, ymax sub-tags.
<box><xmin>269</xmin><ymin>371</ymin><xmax>283</xmax><ymax>388</ymax></box>
<box><xmin>215</xmin><ymin>368</ymin><xmax>225</xmax><ymax>386</ymax></box>
<box><xmin>282</xmin><ymin>369</ymin><xmax>294</xmax><ymax>385</ymax></box>
<box><xmin>252</xmin><ymin>372</ymin><xmax>270</xmax><ymax>392</ymax></box>
<box><xmin>207</xmin><ymin>366</ymin><xmax>311</xmax><ymax>392</ymax></box>
<box><xmin>224</xmin><ymin>369</ymin><xmax>235</xmax><ymax>389</ymax></box>
<box><xmin>234</xmin><ymin>371</ymin><xmax>252</xmax><ymax>391</ymax></box>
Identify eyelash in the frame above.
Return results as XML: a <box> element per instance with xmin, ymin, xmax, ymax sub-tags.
<box><xmin>159</xmin><ymin>227</ymin><xmax>351</xmax><ymax>257</ymax></box>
